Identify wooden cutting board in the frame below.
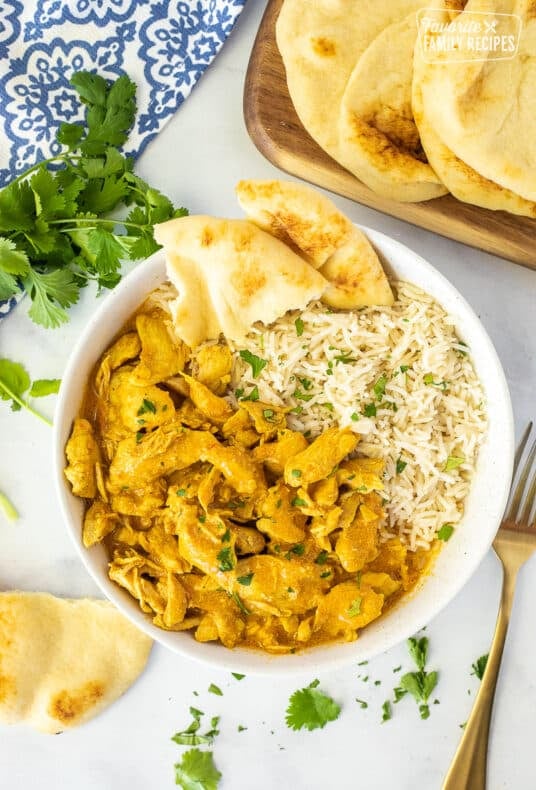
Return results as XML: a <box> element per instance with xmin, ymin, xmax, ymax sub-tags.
<box><xmin>244</xmin><ymin>0</ymin><xmax>536</xmax><ymax>271</ymax></box>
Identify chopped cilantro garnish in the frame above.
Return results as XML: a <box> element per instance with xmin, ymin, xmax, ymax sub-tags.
<box><xmin>381</xmin><ymin>701</ymin><xmax>392</xmax><ymax>723</ymax></box>
<box><xmin>347</xmin><ymin>597</ymin><xmax>362</xmax><ymax>617</ymax></box>
<box><xmin>234</xmin><ymin>388</ymin><xmax>244</xmax><ymax>399</ymax></box>
<box><xmin>230</xmin><ymin>591</ymin><xmax>250</xmax><ymax>616</ymax></box>
<box><xmin>285</xmin><ymin>679</ymin><xmax>341</xmax><ymax>731</ymax></box>
<box><xmin>423</xmin><ymin>373</ymin><xmax>449</xmax><ymax>390</ymax></box>
<box><xmin>437</xmin><ymin>523</ymin><xmax>454</xmax><ymax>541</ymax></box>
<box><xmin>291</xmin><ymin>469</ymin><xmax>302</xmax><ymax>478</ymax></box>
<box><xmin>293</xmin><ymin>388</ymin><xmax>313</xmax><ymax>402</ymax></box>
<box><xmin>334</xmin><ymin>351</ymin><xmax>357</xmax><ymax>365</ymax></box>
<box><xmin>356</xmin><ymin>698</ymin><xmax>368</xmax><ymax>709</ymax></box>
<box><xmin>289</xmin><ymin>543</ymin><xmax>305</xmax><ymax>556</ymax></box>
<box><xmin>399</xmin><ymin>636</ymin><xmax>438</xmax><ymax>720</ymax></box>
<box><xmin>137</xmin><ymin>398</ymin><xmax>156</xmax><ymax>416</ymax></box>
<box><xmin>290</xmin><ymin>405</ymin><xmax>303</xmax><ymax>415</ymax></box>
<box><xmin>363</xmin><ymin>402</ymin><xmax>377</xmax><ymax>418</ymax></box>
<box><xmin>239</xmin><ymin>349</ymin><xmax>267</xmax><ymax>378</ymax></box>
<box><xmin>291</xmin><ymin>497</ymin><xmax>307</xmax><ymax>507</ymax></box>
<box><xmin>396</xmin><ymin>458</ymin><xmax>407</xmax><ymax>475</ymax></box>
<box><xmin>220</xmin><ymin>528</ymin><xmax>231</xmax><ymax>543</ymax></box>
<box><xmin>400</xmin><ymin>365</ymin><xmax>410</xmax><ymax>373</ymax></box>
<box><xmin>299</xmin><ymin>377</ymin><xmax>313</xmax><ymax>390</ymax></box>
<box><xmin>320</xmin><ymin>571</ymin><xmax>331</xmax><ymax>578</ymax></box>
<box><xmin>373</xmin><ymin>374</ymin><xmax>387</xmax><ymax>402</ymax></box>
<box><xmin>294</xmin><ymin>317</ymin><xmax>304</xmax><ymax>337</ymax></box>
<box><xmin>208</xmin><ymin>683</ymin><xmax>223</xmax><ymax>696</ymax></box>
<box><xmin>217</xmin><ymin>547</ymin><xmax>235</xmax><ymax>572</ymax></box>
<box><xmin>471</xmin><ymin>654</ymin><xmax>488</xmax><ymax>680</ymax></box>
<box><xmin>232</xmin><ymin>673</ymin><xmax>245</xmax><ymax>680</ymax></box>
<box><xmin>135</xmin><ymin>430</ymin><xmax>143</xmax><ymax>444</ymax></box>
<box><xmin>237</xmin><ymin>573</ymin><xmax>254</xmax><ymax>586</ymax></box>
<box><xmin>445</xmin><ymin>455</ymin><xmax>464</xmax><ymax>471</ymax></box>
<box><xmin>198</xmin><ymin>514</ymin><xmax>206</xmax><ymax>524</ymax></box>
<box><xmin>174</xmin><ymin>748</ymin><xmax>221</xmax><ymax>790</ymax></box>
<box><xmin>171</xmin><ymin>707</ymin><xmax>220</xmax><ymax>746</ymax></box>
<box><xmin>238</xmin><ymin>725</ymin><xmax>247</xmax><ymax>732</ymax></box>
<box><xmin>241</xmin><ymin>385</ymin><xmax>259</xmax><ymax>402</ymax></box>
<box><xmin>263</xmin><ymin>408</ymin><xmax>277</xmax><ymax>422</ymax></box>
<box><xmin>350</xmin><ymin>412</ymin><xmax>359</xmax><ymax>421</ymax></box>
<box><xmin>315</xmin><ymin>550</ymin><xmax>329</xmax><ymax>565</ymax></box>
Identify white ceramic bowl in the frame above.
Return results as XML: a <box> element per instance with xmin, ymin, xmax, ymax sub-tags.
<box><xmin>53</xmin><ymin>227</ymin><xmax>514</xmax><ymax>676</ymax></box>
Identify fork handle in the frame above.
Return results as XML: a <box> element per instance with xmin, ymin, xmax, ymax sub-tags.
<box><xmin>442</xmin><ymin>561</ymin><xmax>516</xmax><ymax>790</ymax></box>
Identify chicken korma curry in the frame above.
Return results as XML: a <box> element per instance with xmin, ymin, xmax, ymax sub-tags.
<box><xmin>65</xmin><ymin>304</ymin><xmax>432</xmax><ymax>654</ymax></box>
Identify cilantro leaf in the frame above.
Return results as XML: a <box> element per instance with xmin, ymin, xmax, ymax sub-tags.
<box><xmin>29</xmin><ymin>378</ymin><xmax>61</xmax><ymax>397</ymax></box>
<box><xmin>408</xmin><ymin>637</ymin><xmax>428</xmax><ymax>671</ymax></box>
<box><xmin>295</xmin><ymin>317</ymin><xmax>304</xmax><ymax>336</ymax></box>
<box><xmin>23</xmin><ymin>268</ymin><xmax>79</xmax><ymax>328</ymax></box>
<box><xmin>171</xmin><ymin>708</ymin><xmax>219</xmax><ymax>747</ymax></box>
<box><xmin>208</xmin><ymin>684</ymin><xmax>223</xmax><ymax>697</ymax></box>
<box><xmin>445</xmin><ymin>455</ymin><xmax>465</xmax><ymax>472</ymax></box>
<box><xmin>285</xmin><ymin>680</ymin><xmax>341</xmax><ymax>731</ymax></box>
<box><xmin>347</xmin><ymin>597</ymin><xmax>362</xmax><ymax>617</ymax></box>
<box><xmin>437</xmin><ymin>523</ymin><xmax>454</xmax><ymax>541</ymax></box>
<box><xmin>0</xmin><ymin>237</ymin><xmax>30</xmax><ymax>276</ymax></box>
<box><xmin>174</xmin><ymin>748</ymin><xmax>221</xmax><ymax>790</ymax></box>
<box><xmin>239</xmin><ymin>350</ymin><xmax>268</xmax><ymax>378</ymax></box>
<box><xmin>56</xmin><ymin>122</ymin><xmax>84</xmax><ymax>149</ymax></box>
<box><xmin>381</xmin><ymin>701</ymin><xmax>392</xmax><ymax>723</ymax></box>
<box><xmin>0</xmin><ymin>358</ymin><xmax>52</xmax><ymax>425</ymax></box>
<box><xmin>471</xmin><ymin>654</ymin><xmax>488</xmax><ymax>681</ymax></box>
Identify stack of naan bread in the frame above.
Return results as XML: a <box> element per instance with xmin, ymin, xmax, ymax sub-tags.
<box><xmin>276</xmin><ymin>0</ymin><xmax>536</xmax><ymax>216</ymax></box>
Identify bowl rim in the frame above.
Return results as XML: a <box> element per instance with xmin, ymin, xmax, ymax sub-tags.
<box><xmin>53</xmin><ymin>224</ymin><xmax>514</xmax><ymax>676</ymax></box>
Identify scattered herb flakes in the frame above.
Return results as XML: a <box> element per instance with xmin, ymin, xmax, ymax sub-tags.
<box><xmin>241</xmin><ymin>385</ymin><xmax>259</xmax><ymax>402</ymax></box>
<box><xmin>347</xmin><ymin>597</ymin><xmax>362</xmax><ymax>617</ymax></box>
<box><xmin>232</xmin><ymin>673</ymin><xmax>245</xmax><ymax>681</ymax></box>
<box><xmin>198</xmin><ymin>515</ymin><xmax>207</xmax><ymax>524</ymax></box>
<box><xmin>239</xmin><ymin>350</ymin><xmax>267</xmax><ymax>378</ymax></box>
<box><xmin>0</xmin><ymin>491</ymin><xmax>18</xmax><ymax>522</ymax></box>
<box><xmin>362</xmin><ymin>402</ymin><xmax>377</xmax><ymax>418</ymax></box>
<box><xmin>220</xmin><ymin>528</ymin><xmax>231</xmax><ymax>543</ymax></box>
<box><xmin>471</xmin><ymin>654</ymin><xmax>489</xmax><ymax>681</ymax></box>
<box><xmin>174</xmin><ymin>748</ymin><xmax>221</xmax><ymax>790</ymax></box>
<box><xmin>208</xmin><ymin>683</ymin><xmax>223</xmax><ymax>697</ymax></box>
<box><xmin>374</xmin><ymin>680</ymin><xmax>381</xmax><ymax>687</ymax></box>
<box><xmin>408</xmin><ymin>636</ymin><xmax>428</xmax><ymax>671</ymax></box>
<box><xmin>294</xmin><ymin>317</ymin><xmax>304</xmax><ymax>337</ymax></box>
<box><xmin>357</xmin><ymin>661</ymin><xmax>369</xmax><ymax>666</ymax></box>
<box><xmin>285</xmin><ymin>679</ymin><xmax>341</xmax><ymax>732</ymax></box>
<box><xmin>400</xmin><ymin>365</ymin><xmax>410</xmax><ymax>373</ymax></box>
<box><xmin>171</xmin><ymin>708</ymin><xmax>220</xmax><ymax>747</ymax></box>
<box><xmin>399</xmin><ymin>637</ymin><xmax>438</xmax><ymax>720</ymax></box>
<box><xmin>291</xmin><ymin>469</ymin><xmax>302</xmax><ymax>478</ymax></box>
<box><xmin>137</xmin><ymin>398</ymin><xmax>156</xmax><ymax>416</ymax></box>
<box><xmin>237</xmin><ymin>573</ymin><xmax>254</xmax><ymax>587</ymax></box>
<box><xmin>373</xmin><ymin>374</ymin><xmax>387</xmax><ymax>402</ymax></box>
<box><xmin>320</xmin><ymin>571</ymin><xmax>331</xmax><ymax>579</ymax></box>
<box><xmin>216</xmin><ymin>547</ymin><xmax>235</xmax><ymax>572</ymax></box>
<box><xmin>237</xmin><ymin>725</ymin><xmax>247</xmax><ymax>732</ymax></box>
<box><xmin>0</xmin><ymin>359</ymin><xmax>52</xmax><ymax>425</ymax></box>
<box><xmin>286</xmin><ymin>543</ymin><xmax>305</xmax><ymax>558</ymax></box>
<box><xmin>135</xmin><ymin>430</ymin><xmax>144</xmax><ymax>444</ymax></box>
<box><xmin>445</xmin><ymin>455</ymin><xmax>465</xmax><ymax>472</ymax></box>
<box><xmin>234</xmin><ymin>388</ymin><xmax>244</xmax><ymax>399</ymax></box>
<box><xmin>293</xmin><ymin>388</ymin><xmax>313</xmax><ymax>402</ymax></box>
<box><xmin>356</xmin><ymin>698</ymin><xmax>368</xmax><ymax>709</ymax></box>
<box><xmin>437</xmin><ymin>523</ymin><xmax>454</xmax><ymax>541</ymax></box>
<box><xmin>396</xmin><ymin>458</ymin><xmax>407</xmax><ymax>475</ymax></box>
<box><xmin>176</xmin><ymin>488</ymin><xmax>187</xmax><ymax>497</ymax></box>
<box><xmin>393</xmin><ymin>687</ymin><xmax>407</xmax><ymax>703</ymax></box>
<box><xmin>350</xmin><ymin>412</ymin><xmax>359</xmax><ymax>421</ymax></box>
<box><xmin>381</xmin><ymin>701</ymin><xmax>392</xmax><ymax>723</ymax></box>
<box><xmin>299</xmin><ymin>377</ymin><xmax>313</xmax><ymax>391</ymax></box>
<box><xmin>334</xmin><ymin>351</ymin><xmax>357</xmax><ymax>365</ymax></box>
<box><xmin>290</xmin><ymin>405</ymin><xmax>303</xmax><ymax>415</ymax></box>
<box><xmin>262</xmin><ymin>408</ymin><xmax>276</xmax><ymax>423</ymax></box>
<box><xmin>393</xmin><ymin>665</ymin><xmax>402</xmax><ymax>673</ymax></box>
<box><xmin>291</xmin><ymin>497</ymin><xmax>307</xmax><ymax>507</ymax></box>
<box><xmin>315</xmin><ymin>550</ymin><xmax>329</xmax><ymax>565</ymax></box>
<box><xmin>361</xmin><ymin>676</ymin><xmax>369</xmax><ymax>683</ymax></box>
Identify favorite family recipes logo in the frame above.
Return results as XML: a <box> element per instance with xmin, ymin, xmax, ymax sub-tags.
<box><xmin>417</xmin><ymin>8</ymin><xmax>522</xmax><ymax>62</ymax></box>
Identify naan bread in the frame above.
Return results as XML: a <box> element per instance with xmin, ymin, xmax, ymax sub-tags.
<box><xmin>412</xmin><ymin>61</ymin><xmax>536</xmax><ymax>216</ymax></box>
<box><xmin>236</xmin><ymin>179</ymin><xmax>394</xmax><ymax>309</ymax></box>
<box><xmin>0</xmin><ymin>592</ymin><xmax>152</xmax><ymax>733</ymax></box>
<box><xmin>417</xmin><ymin>0</ymin><xmax>536</xmax><ymax>202</ymax></box>
<box><xmin>236</xmin><ymin>179</ymin><xmax>356</xmax><ymax>266</ymax></box>
<box><xmin>276</xmin><ymin>0</ymin><xmax>429</xmax><ymax>154</ymax></box>
<box><xmin>337</xmin><ymin>15</ymin><xmax>446</xmax><ymax>202</ymax></box>
<box><xmin>154</xmin><ymin>216</ymin><xmax>327</xmax><ymax>348</ymax></box>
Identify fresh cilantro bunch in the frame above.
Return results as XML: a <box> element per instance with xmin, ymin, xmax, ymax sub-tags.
<box><xmin>0</xmin><ymin>71</ymin><xmax>187</xmax><ymax>328</ymax></box>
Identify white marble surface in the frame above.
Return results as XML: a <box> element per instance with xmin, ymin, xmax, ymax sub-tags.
<box><xmin>1</xmin><ymin>2</ymin><xmax>536</xmax><ymax>788</ymax></box>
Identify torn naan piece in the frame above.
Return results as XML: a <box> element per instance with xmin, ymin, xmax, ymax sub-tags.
<box><xmin>236</xmin><ymin>180</ymin><xmax>393</xmax><ymax>309</ymax></box>
<box><xmin>0</xmin><ymin>592</ymin><xmax>152</xmax><ymax>733</ymax></box>
<box><xmin>153</xmin><ymin>216</ymin><xmax>327</xmax><ymax>348</ymax></box>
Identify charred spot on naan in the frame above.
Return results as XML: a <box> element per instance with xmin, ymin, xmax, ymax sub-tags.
<box><xmin>48</xmin><ymin>681</ymin><xmax>106</xmax><ymax>725</ymax></box>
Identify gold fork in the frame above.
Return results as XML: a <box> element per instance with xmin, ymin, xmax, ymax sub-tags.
<box><xmin>443</xmin><ymin>422</ymin><xmax>536</xmax><ymax>790</ymax></box>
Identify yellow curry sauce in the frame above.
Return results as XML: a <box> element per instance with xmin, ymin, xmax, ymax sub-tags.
<box><xmin>64</xmin><ymin>303</ymin><xmax>434</xmax><ymax>654</ymax></box>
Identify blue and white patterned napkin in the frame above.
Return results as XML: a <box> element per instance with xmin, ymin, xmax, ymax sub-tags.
<box><xmin>0</xmin><ymin>0</ymin><xmax>247</xmax><ymax>320</ymax></box>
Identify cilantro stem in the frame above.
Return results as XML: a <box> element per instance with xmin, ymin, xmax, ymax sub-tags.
<box><xmin>8</xmin><ymin>153</ymin><xmax>83</xmax><ymax>187</ymax></box>
<box><xmin>49</xmin><ymin>218</ymin><xmax>148</xmax><ymax>232</ymax></box>
<box><xmin>0</xmin><ymin>382</ymin><xmax>52</xmax><ymax>426</ymax></box>
<box><xmin>0</xmin><ymin>491</ymin><xmax>18</xmax><ymax>522</ymax></box>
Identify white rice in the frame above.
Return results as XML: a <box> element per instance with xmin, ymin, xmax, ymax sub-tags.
<box><xmin>228</xmin><ymin>282</ymin><xmax>487</xmax><ymax>551</ymax></box>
